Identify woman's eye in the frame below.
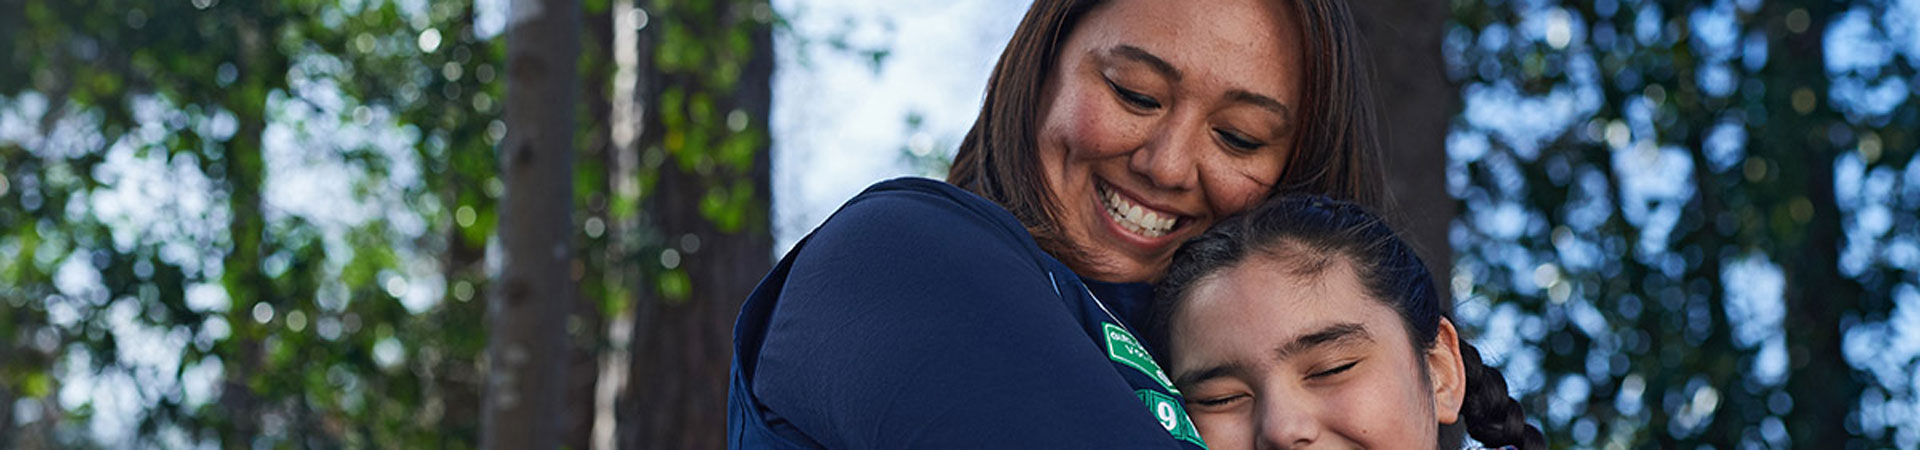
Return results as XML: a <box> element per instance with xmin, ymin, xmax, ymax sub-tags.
<box><xmin>1308</xmin><ymin>361</ymin><xmax>1359</xmax><ymax>379</ymax></box>
<box><xmin>1215</xmin><ymin>129</ymin><xmax>1265</xmax><ymax>151</ymax></box>
<box><xmin>1106</xmin><ymin>79</ymin><xmax>1162</xmax><ymax>109</ymax></box>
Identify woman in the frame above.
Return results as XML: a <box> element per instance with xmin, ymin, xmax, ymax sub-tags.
<box><xmin>730</xmin><ymin>0</ymin><xmax>1383</xmax><ymax>447</ymax></box>
<box><xmin>1152</xmin><ymin>196</ymin><xmax>1544</xmax><ymax>449</ymax></box>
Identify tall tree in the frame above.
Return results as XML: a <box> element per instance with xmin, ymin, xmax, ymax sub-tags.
<box><xmin>482</xmin><ymin>0</ymin><xmax>582</xmax><ymax>448</ymax></box>
<box><xmin>615</xmin><ymin>0</ymin><xmax>775</xmax><ymax>447</ymax></box>
<box><xmin>1352</xmin><ymin>0</ymin><xmax>1459</xmax><ymax>301</ymax></box>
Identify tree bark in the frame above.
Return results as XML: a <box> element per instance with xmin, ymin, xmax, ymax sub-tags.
<box><xmin>617</xmin><ymin>1</ymin><xmax>776</xmax><ymax>448</ymax></box>
<box><xmin>482</xmin><ymin>0</ymin><xmax>581</xmax><ymax>447</ymax></box>
<box><xmin>1350</xmin><ymin>0</ymin><xmax>1458</xmax><ymax>302</ymax></box>
<box><xmin>1755</xmin><ymin>1</ymin><xmax>1861</xmax><ymax>446</ymax></box>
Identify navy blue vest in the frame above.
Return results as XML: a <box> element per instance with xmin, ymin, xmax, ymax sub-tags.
<box><xmin>728</xmin><ymin>178</ymin><xmax>1204</xmax><ymax>449</ymax></box>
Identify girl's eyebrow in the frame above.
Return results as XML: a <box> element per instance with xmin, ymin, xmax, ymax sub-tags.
<box><xmin>1172</xmin><ymin>323</ymin><xmax>1371</xmax><ymax>387</ymax></box>
<box><xmin>1173</xmin><ymin>361</ymin><xmax>1247</xmax><ymax>388</ymax></box>
<box><xmin>1270</xmin><ymin>322</ymin><xmax>1371</xmax><ymax>361</ymax></box>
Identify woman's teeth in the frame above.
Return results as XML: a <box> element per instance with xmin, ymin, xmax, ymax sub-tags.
<box><xmin>1101</xmin><ymin>185</ymin><xmax>1176</xmax><ymax>238</ymax></box>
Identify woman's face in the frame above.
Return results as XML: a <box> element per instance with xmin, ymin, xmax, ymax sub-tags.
<box><xmin>1165</xmin><ymin>256</ymin><xmax>1466</xmax><ymax>449</ymax></box>
<box><xmin>1035</xmin><ymin>0</ymin><xmax>1302</xmax><ymax>282</ymax></box>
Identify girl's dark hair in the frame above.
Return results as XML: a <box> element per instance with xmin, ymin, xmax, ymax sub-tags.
<box><xmin>1151</xmin><ymin>196</ymin><xmax>1545</xmax><ymax>450</ymax></box>
<box><xmin>947</xmin><ymin>0</ymin><xmax>1386</xmax><ymax>255</ymax></box>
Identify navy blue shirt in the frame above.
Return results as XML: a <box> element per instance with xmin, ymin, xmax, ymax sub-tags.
<box><xmin>729</xmin><ymin>178</ymin><xmax>1205</xmax><ymax>449</ymax></box>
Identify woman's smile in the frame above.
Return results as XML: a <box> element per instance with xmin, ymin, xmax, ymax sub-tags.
<box><xmin>1096</xmin><ymin>178</ymin><xmax>1184</xmax><ymax>240</ymax></box>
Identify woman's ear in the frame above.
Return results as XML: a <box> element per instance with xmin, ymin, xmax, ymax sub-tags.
<box><xmin>1428</xmin><ymin>317</ymin><xmax>1467</xmax><ymax>425</ymax></box>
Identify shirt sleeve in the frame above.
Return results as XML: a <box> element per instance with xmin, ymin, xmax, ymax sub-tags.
<box><xmin>751</xmin><ymin>188</ymin><xmax>1184</xmax><ymax>449</ymax></box>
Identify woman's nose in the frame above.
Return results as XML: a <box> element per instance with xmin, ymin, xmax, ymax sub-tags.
<box><xmin>1127</xmin><ymin>116</ymin><xmax>1205</xmax><ymax>191</ymax></box>
<box><xmin>1255</xmin><ymin>399</ymin><xmax>1323</xmax><ymax>450</ymax></box>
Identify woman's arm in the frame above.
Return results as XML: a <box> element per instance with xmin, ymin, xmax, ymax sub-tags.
<box><xmin>752</xmin><ymin>188</ymin><xmax>1183</xmax><ymax>449</ymax></box>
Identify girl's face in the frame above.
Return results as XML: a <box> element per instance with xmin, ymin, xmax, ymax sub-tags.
<box><xmin>1035</xmin><ymin>0</ymin><xmax>1301</xmax><ymax>282</ymax></box>
<box><xmin>1166</xmin><ymin>256</ymin><xmax>1466</xmax><ymax>449</ymax></box>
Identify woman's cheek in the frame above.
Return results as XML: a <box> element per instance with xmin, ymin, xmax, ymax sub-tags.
<box><xmin>1055</xmin><ymin>93</ymin><xmax>1149</xmax><ymax>160</ymax></box>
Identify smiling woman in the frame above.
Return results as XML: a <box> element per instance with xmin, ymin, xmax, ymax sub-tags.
<box><xmin>729</xmin><ymin>0</ymin><xmax>1385</xmax><ymax>448</ymax></box>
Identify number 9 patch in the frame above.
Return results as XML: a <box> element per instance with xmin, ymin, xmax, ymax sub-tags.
<box><xmin>1136</xmin><ymin>389</ymin><xmax>1206</xmax><ymax>448</ymax></box>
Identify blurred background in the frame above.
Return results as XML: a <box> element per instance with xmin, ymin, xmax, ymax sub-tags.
<box><xmin>2</xmin><ymin>0</ymin><xmax>1917</xmax><ymax>448</ymax></box>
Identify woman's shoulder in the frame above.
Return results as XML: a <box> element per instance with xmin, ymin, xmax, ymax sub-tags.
<box><xmin>776</xmin><ymin>177</ymin><xmax>1061</xmax><ymax>308</ymax></box>
<box><xmin>804</xmin><ymin>177</ymin><xmax>1043</xmax><ymax>263</ymax></box>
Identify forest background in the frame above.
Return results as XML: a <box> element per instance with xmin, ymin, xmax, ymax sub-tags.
<box><xmin>4</xmin><ymin>0</ymin><xmax>1920</xmax><ymax>448</ymax></box>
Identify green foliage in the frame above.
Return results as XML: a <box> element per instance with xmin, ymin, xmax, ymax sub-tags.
<box><xmin>0</xmin><ymin>0</ymin><xmax>501</xmax><ymax>446</ymax></box>
<box><xmin>639</xmin><ymin>0</ymin><xmax>773</xmax><ymax>296</ymax></box>
<box><xmin>1446</xmin><ymin>0</ymin><xmax>1918</xmax><ymax>447</ymax></box>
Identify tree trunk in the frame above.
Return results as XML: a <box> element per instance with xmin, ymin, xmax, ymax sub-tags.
<box><xmin>482</xmin><ymin>0</ymin><xmax>581</xmax><ymax>447</ymax></box>
<box><xmin>617</xmin><ymin>1</ymin><xmax>776</xmax><ymax>447</ymax></box>
<box><xmin>1760</xmin><ymin>1</ymin><xmax>1863</xmax><ymax>446</ymax></box>
<box><xmin>216</xmin><ymin>16</ymin><xmax>282</xmax><ymax>448</ymax></box>
<box><xmin>1350</xmin><ymin>0</ymin><xmax>1458</xmax><ymax>302</ymax></box>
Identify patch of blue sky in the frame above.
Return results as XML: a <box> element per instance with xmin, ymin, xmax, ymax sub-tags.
<box><xmin>1567</xmin><ymin>296</ymin><xmax>1612</xmax><ymax>340</ymax></box>
<box><xmin>1703</xmin><ymin>119</ymin><xmax>1745</xmax><ymax>173</ymax></box>
<box><xmin>1458</xmin><ymin>55</ymin><xmax>1602</xmax><ymax>161</ymax></box>
<box><xmin>0</xmin><ymin>92</ymin><xmax>51</xmax><ymax>149</ymax></box>
<box><xmin>1844</xmin><ymin>284</ymin><xmax>1920</xmax><ymax>441</ymax></box>
<box><xmin>89</xmin><ymin>125</ymin><xmax>227</xmax><ymax>277</ymax></box>
<box><xmin>1904</xmin><ymin>155</ymin><xmax>1920</xmax><ymax>210</ymax></box>
<box><xmin>1514</xmin><ymin>5</ymin><xmax>1579</xmax><ymax>50</ymax></box>
<box><xmin>263</xmin><ymin>81</ymin><xmax>443</xmax><ymax>314</ymax></box>
<box><xmin>1445</xmin><ymin>130</ymin><xmax>1488</xmax><ymax>198</ymax></box>
<box><xmin>1688</xmin><ymin>1</ymin><xmax>1741</xmax><ymax>59</ymax></box>
<box><xmin>1548</xmin><ymin>374</ymin><xmax>1591</xmax><ymax>427</ymax></box>
<box><xmin>770</xmin><ymin>0</ymin><xmax>1025</xmax><ymax>254</ymax></box>
<box><xmin>1609</xmin><ymin>142</ymin><xmax>1693</xmax><ymax>257</ymax></box>
<box><xmin>1564</xmin><ymin>168</ymin><xmax>1613</xmax><ymax>233</ymax></box>
<box><xmin>1741</xmin><ymin>30</ymin><xmax>1769</xmax><ymax>72</ymax></box>
<box><xmin>1633</xmin><ymin>3</ymin><xmax>1665</xmax><ymax>46</ymax></box>
<box><xmin>1898</xmin><ymin>0</ymin><xmax>1920</xmax><ymax>67</ymax></box>
<box><xmin>1721</xmin><ymin>251</ymin><xmax>1785</xmax><ymax>349</ymax></box>
<box><xmin>1472</xmin><ymin>301</ymin><xmax>1548</xmax><ymax>396</ymax></box>
<box><xmin>53</xmin><ymin>298</ymin><xmax>211</xmax><ymax>448</ymax></box>
<box><xmin>1826</xmin><ymin>8</ymin><xmax>1894</xmax><ymax>77</ymax></box>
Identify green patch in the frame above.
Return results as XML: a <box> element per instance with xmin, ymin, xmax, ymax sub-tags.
<box><xmin>1137</xmin><ymin>389</ymin><xmax>1206</xmax><ymax>448</ymax></box>
<box><xmin>1102</xmin><ymin>322</ymin><xmax>1178</xmax><ymax>394</ymax></box>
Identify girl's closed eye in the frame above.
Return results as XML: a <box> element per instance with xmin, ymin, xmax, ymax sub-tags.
<box><xmin>1306</xmin><ymin>360</ymin><xmax>1359</xmax><ymax>380</ymax></box>
<box><xmin>1188</xmin><ymin>393</ymin><xmax>1247</xmax><ymax>408</ymax></box>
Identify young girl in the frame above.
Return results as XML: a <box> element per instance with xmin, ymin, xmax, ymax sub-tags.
<box><xmin>1152</xmin><ymin>196</ymin><xmax>1545</xmax><ymax>449</ymax></box>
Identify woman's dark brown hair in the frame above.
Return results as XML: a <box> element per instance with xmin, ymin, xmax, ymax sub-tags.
<box><xmin>947</xmin><ymin>0</ymin><xmax>1386</xmax><ymax>253</ymax></box>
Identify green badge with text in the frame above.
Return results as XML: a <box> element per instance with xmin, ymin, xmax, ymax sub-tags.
<box><xmin>1103</xmin><ymin>322</ymin><xmax>1178</xmax><ymax>394</ymax></box>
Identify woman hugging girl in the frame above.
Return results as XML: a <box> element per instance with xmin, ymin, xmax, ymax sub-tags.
<box><xmin>1153</xmin><ymin>195</ymin><xmax>1546</xmax><ymax>450</ymax></box>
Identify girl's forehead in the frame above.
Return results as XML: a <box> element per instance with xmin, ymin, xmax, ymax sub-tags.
<box><xmin>1183</xmin><ymin>253</ymin><xmax>1412</xmax><ymax>334</ymax></box>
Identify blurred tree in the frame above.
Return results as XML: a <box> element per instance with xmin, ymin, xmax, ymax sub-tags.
<box><xmin>611</xmin><ymin>0</ymin><xmax>775</xmax><ymax>448</ymax></box>
<box><xmin>1446</xmin><ymin>0</ymin><xmax>1917</xmax><ymax>447</ymax></box>
<box><xmin>0</xmin><ymin>0</ymin><xmax>504</xmax><ymax>446</ymax></box>
<box><xmin>1353</xmin><ymin>0</ymin><xmax>1460</xmax><ymax>302</ymax></box>
<box><xmin>482</xmin><ymin>0</ymin><xmax>581</xmax><ymax>448</ymax></box>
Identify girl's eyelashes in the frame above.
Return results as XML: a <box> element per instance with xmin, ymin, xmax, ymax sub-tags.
<box><xmin>1307</xmin><ymin>360</ymin><xmax>1359</xmax><ymax>380</ymax></box>
<box><xmin>1105</xmin><ymin>77</ymin><xmax>1162</xmax><ymax>110</ymax></box>
<box><xmin>1188</xmin><ymin>393</ymin><xmax>1247</xmax><ymax>408</ymax></box>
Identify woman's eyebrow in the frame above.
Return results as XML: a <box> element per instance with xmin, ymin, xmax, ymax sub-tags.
<box><xmin>1271</xmin><ymin>322</ymin><xmax>1371</xmax><ymax>361</ymax></box>
<box><xmin>1225</xmin><ymin>89</ymin><xmax>1293</xmax><ymax>126</ymax></box>
<box><xmin>1102</xmin><ymin>44</ymin><xmax>1183</xmax><ymax>82</ymax></box>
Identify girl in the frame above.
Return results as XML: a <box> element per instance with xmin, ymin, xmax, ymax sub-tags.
<box><xmin>1153</xmin><ymin>196</ymin><xmax>1545</xmax><ymax>449</ymax></box>
<box><xmin>729</xmin><ymin>0</ymin><xmax>1386</xmax><ymax>447</ymax></box>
